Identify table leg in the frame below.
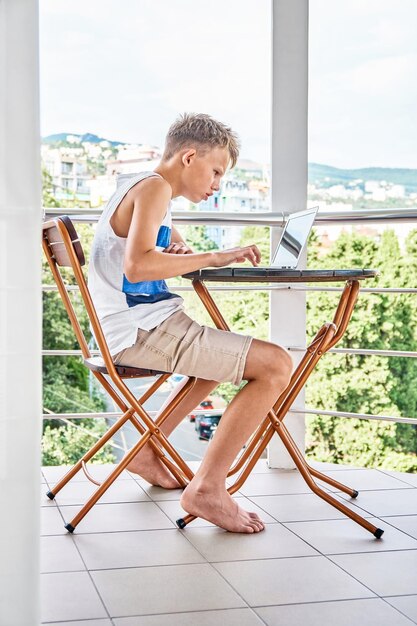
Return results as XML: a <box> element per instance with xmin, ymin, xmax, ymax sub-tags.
<box><xmin>177</xmin><ymin>279</ymin><xmax>383</xmax><ymax>538</ymax></box>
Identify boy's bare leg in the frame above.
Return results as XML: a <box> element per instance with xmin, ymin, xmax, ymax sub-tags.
<box><xmin>126</xmin><ymin>377</ymin><xmax>218</xmax><ymax>487</ymax></box>
<box><xmin>180</xmin><ymin>339</ymin><xmax>293</xmax><ymax>533</ymax></box>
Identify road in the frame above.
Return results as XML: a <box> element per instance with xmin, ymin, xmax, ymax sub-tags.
<box><xmin>103</xmin><ymin>377</ymin><xmax>210</xmax><ymax>461</ymax></box>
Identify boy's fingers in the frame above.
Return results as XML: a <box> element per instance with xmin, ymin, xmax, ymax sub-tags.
<box><xmin>164</xmin><ymin>243</ymin><xmax>191</xmax><ymax>254</ymax></box>
<box><xmin>244</xmin><ymin>247</ymin><xmax>258</xmax><ymax>266</ymax></box>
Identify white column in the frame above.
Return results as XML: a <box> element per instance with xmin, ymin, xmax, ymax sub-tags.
<box><xmin>0</xmin><ymin>1</ymin><xmax>42</xmax><ymax>624</ymax></box>
<box><xmin>268</xmin><ymin>0</ymin><xmax>308</xmax><ymax>468</ymax></box>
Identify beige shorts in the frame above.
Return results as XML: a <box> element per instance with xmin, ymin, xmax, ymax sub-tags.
<box><xmin>113</xmin><ymin>310</ymin><xmax>252</xmax><ymax>386</ymax></box>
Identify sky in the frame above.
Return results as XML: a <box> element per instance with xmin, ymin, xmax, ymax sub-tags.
<box><xmin>39</xmin><ymin>0</ymin><xmax>417</xmax><ymax>169</ymax></box>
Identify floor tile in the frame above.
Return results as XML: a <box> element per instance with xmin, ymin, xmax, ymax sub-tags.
<box><xmin>382</xmin><ymin>516</ymin><xmax>417</xmax><ymax>539</ymax></box>
<box><xmin>307</xmin><ymin>459</ymin><xmax>363</xmax><ymax>471</ymax></box>
<box><xmin>325</xmin><ymin>469</ymin><xmax>413</xmax><ymax>491</ymax></box>
<box><xmin>41</xmin><ymin>571</ymin><xmax>107</xmax><ymax>623</ymax></box>
<box><xmin>52</xmin><ymin>479</ymin><xmax>149</xmax><ymax>507</ymax></box>
<box><xmin>284</xmin><ymin>516</ymin><xmax>417</xmax><ymax>554</ymax></box>
<box><xmin>60</xmin><ymin>501</ymin><xmax>174</xmax><ymax>534</ymax></box>
<box><xmin>214</xmin><ymin>556</ymin><xmax>373</xmax><ymax>606</ymax></box>
<box><xmin>337</xmin><ymin>489</ymin><xmax>417</xmax><ymax>517</ymax></box>
<box><xmin>255</xmin><ymin>598</ymin><xmax>415</xmax><ymax>626</ymax></box>
<box><xmin>247</xmin><ymin>459</ymin><xmax>306</xmax><ymax>474</ymax></box>
<box><xmin>41</xmin><ymin>506</ymin><xmax>66</xmax><ymax>536</ymax></box>
<box><xmin>42</xmin><ymin>463</ymin><xmax>133</xmax><ymax>484</ymax></box>
<box><xmin>238</xmin><ymin>471</ymin><xmax>319</xmax><ymax>497</ymax></box>
<box><xmin>91</xmin><ymin>563</ymin><xmax>246</xmax><ymax>616</ymax></box>
<box><xmin>96</xmin><ymin>479</ymin><xmax>151</xmax><ymax>504</ymax></box>
<box><xmin>40</xmin><ymin>465</ymin><xmax>417</xmax><ymax>624</ymax></box>
<box><xmin>48</xmin><ymin>480</ymin><xmax>100</xmax><ymax>506</ymax></box>
<box><xmin>156</xmin><ymin>496</ymin><xmax>276</xmax><ymax>528</ymax></box>
<box><xmin>41</xmin><ymin>535</ymin><xmax>85</xmax><ymax>573</ymax></box>
<box><xmin>113</xmin><ymin>608</ymin><xmax>264</xmax><ymax>625</ymax></box>
<box><xmin>48</xmin><ymin>619</ymin><xmax>113</xmax><ymax>626</ymax></box>
<box><xmin>330</xmin><ymin>550</ymin><xmax>417</xmax><ymax>596</ymax></box>
<box><xmin>378</xmin><ymin>470</ymin><xmax>417</xmax><ymax>488</ymax></box>
<box><xmin>250</xmin><ymin>492</ymin><xmax>358</xmax><ymax>523</ymax></box>
<box><xmin>385</xmin><ymin>595</ymin><xmax>417</xmax><ymax>623</ymax></box>
<box><xmin>156</xmin><ymin>499</ymin><xmax>214</xmax><ymax>528</ymax></box>
<box><xmin>74</xmin><ymin>529</ymin><xmax>205</xmax><ymax>569</ymax></box>
<box><xmin>184</xmin><ymin>523</ymin><xmax>318</xmax><ymax>562</ymax></box>
<box><xmin>138</xmin><ymin>484</ymin><xmax>184</xmax><ymax>501</ymax></box>
<box><xmin>41</xmin><ymin>484</ymin><xmax>59</xmax><ymax>507</ymax></box>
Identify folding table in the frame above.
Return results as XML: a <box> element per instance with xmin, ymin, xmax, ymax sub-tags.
<box><xmin>176</xmin><ymin>268</ymin><xmax>384</xmax><ymax>539</ymax></box>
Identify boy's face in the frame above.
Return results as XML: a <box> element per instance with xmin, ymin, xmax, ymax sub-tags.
<box><xmin>181</xmin><ymin>146</ymin><xmax>230</xmax><ymax>203</ymax></box>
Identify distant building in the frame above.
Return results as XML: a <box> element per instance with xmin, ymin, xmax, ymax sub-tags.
<box><xmin>41</xmin><ymin>145</ymin><xmax>90</xmax><ymax>204</ymax></box>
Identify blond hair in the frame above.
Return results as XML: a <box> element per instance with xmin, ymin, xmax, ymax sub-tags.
<box><xmin>162</xmin><ymin>113</ymin><xmax>240</xmax><ymax>168</ymax></box>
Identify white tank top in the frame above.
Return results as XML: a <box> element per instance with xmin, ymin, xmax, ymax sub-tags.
<box><xmin>88</xmin><ymin>171</ymin><xmax>184</xmax><ymax>355</ymax></box>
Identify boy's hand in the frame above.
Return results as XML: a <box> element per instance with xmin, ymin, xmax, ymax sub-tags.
<box><xmin>163</xmin><ymin>242</ymin><xmax>194</xmax><ymax>254</ymax></box>
<box><xmin>211</xmin><ymin>244</ymin><xmax>261</xmax><ymax>268</ymax></box>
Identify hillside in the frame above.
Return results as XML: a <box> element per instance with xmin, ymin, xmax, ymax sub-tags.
<box><xmin>309</xmin><ymin>162</ymin><xmax>417</xmax><ymax>193</ymax></box>
<box><xmin>42</xmin><ymin>132</ymin><xmax>124</xmax><ymax>147</ymax></box>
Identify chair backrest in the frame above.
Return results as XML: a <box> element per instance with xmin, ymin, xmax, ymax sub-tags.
<box><xmin>42</xmin><ymin>216</ymin><xmax>114</xmax><ymax>369</ymax></box>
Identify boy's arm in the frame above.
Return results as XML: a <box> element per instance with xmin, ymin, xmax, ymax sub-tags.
<box><xmin>170</xmin><ymin>224</ymin><xmax>186</xmax><ymax>245</ymax></box>
<box><xmin>165</xmin><ymin>224</ymin><xmax>193</xmax><ymax>254</ymax></box>
<box><xmin>124</xmin><ymin>177</ymin><xmax>260</xmax><ymax>282</ymax></box>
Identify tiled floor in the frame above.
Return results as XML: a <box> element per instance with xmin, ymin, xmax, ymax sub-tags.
<box><xmin>41</xmin><ymin>460</ymin><xmax>417</xmax><ymax>626</ymax></box>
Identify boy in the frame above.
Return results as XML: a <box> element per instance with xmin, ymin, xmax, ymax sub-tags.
<box><xmin>89</xmin><ymin>113</ymin><xmax>292</xmax><ymax>533</ymax></box>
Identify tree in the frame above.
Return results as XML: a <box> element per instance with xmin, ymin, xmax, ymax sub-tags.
<box><xmin>305</xmin><ymin>228</ymin><xmax>417</xmax><ymax>471</ymax></box>
<box><xmin>41</xmin><ymin>182</ymin><xmax>112</xmax><ymax>464</ymax></box>
<box><xmin>184</xmin><ymin>225</ymin><xmax>218</xmax><ymax>252</ymax></box>
<box><xmin>42</xmin><ymin>167</ymin><xmax>60</xmax><ymax>208</ymax></box>
<box><xmin>180</xmin><ymin>222</ymin><xmax>417</xmax><ymax>470</ymax></box>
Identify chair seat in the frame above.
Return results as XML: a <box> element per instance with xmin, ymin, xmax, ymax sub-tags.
<box><xmin>84</xmin><ymin>356</ymin><xmax>168</xmax><ymax>378</ymax></box>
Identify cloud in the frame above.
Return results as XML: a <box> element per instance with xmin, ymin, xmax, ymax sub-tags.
<box><xmin>40</xmin><ymin>0</ymin><xmax>417</xmax><ymax>167</ymax></box>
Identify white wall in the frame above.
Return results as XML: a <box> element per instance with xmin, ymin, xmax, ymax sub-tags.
<box><xmin>268</xmin><ymin>0</ymin><xmax>309</xmax><ymax>467</ymax></box>
<box><xmin>0</xmin><ymin>1</ymin><xmax>42</xmax><ymax>624</ymax></box>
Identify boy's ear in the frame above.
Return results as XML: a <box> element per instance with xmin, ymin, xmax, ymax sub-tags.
<box><xmin>181</xmin><ymin>148</ymin><xmax>196</xmax><ymax>167</ymax></box>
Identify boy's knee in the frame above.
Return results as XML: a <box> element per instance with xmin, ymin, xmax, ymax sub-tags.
<box><xmin>244</xmin><ymin>339</ymin><xmax>292</xmax><ymax>384</ymax></box>
<box><xmin>269</xmin><ymin>345</ymin><xmax>293</xmax><ymax>383</ymax></box>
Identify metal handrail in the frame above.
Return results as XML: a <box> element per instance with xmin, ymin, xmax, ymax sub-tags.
<box><xmin>41</xmin><ymin>283</ymin><xmax>417</xmax><ymax>294</ymax></box>
<box><xmin>42</xmin><ymin>347</ymin><xmax>417</xmax><ymax>359</ymax></box>
<box><xmin>42</xmin><ymin>206</ymin><xmax>417</xmax><ymax>429</ymax></box>
<box><xmin>44</xmin><ymin>206</ymin><xmax>417</xmax><ymax>225</ymax></box>
<box><xmin>42</xmin><ymin>407</ymin><xmax>417</xmax><ymax>426</ymax></box>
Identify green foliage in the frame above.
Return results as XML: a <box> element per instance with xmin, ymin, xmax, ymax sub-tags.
<box><xmin>305</xmin><ymin>227</ymin><xmax>417</xmax><ymax>471</ymax></box>
<box><xmin>42</xmin><ymin>168</ymin><xmax>60</xmax><ymax>208</ymax></box>
<box><xmin>184</xmin><ymin>225</ymin><xmax>218</xmax><ymax>252</ymax></box>
<box><xmin>42</xmin><ymin>420</ymin><xmax>115</xmax><ymax>466</ymax></box>
<box><xmin>42</xmin><ymin>213</ymin><xmax>109</xmax><ymax>464</ymax></box>
<box><xmin>182</xmin><ymin>222</ymin><xmax>417</xmax><ymax>471</ymax></box>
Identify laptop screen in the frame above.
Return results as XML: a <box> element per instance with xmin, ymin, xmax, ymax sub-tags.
<box><xmin>272</xmin><ymin>207</ymin><xmax>318</xmax><ymax>268</ymax></box>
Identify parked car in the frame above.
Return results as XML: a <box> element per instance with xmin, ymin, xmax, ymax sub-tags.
<box><xmin>197</xmin><ymin>413</ymin><xmax>222</xmax><ymax>440</ymax></box>
<box><xmin>189</xmin><ymin>398</ymin><xmax>214</xmax><ymax>422</ymax></box>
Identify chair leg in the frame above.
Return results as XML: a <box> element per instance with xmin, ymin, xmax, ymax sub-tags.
<box><xmin>96</xmin><ymin>371</ymin><xmax>194</xmax><ymax>486</ymax></box>
<box><xmin>64</xmin><ymin>377</ymin><xmax>198</xmax><ymax>531</ymax></box>
<box><xmin>65</xmin><ymin>427</ymin><xmax>154</xmax><ymax>532</ymax></box>
<box><xmin>46</xmin><ymin>408</ymin><xmax>135</xmax><ymax>499</ymax></box>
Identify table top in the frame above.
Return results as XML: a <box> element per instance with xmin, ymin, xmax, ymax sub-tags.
<box><xmin>182</xmin><ymin>268</ymin><xmax>378</xmax><ymax>283</ymax></box>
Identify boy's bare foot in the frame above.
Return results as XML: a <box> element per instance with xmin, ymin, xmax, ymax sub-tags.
<box><xmin>125</xmin><ymin>444</ymin><xmax>181</xmax><ymax>489</ymax></box>
<box><xmin>180</xmin><ymin>479</ymin><xmax>265</xmax><ymax>533</ymax></box>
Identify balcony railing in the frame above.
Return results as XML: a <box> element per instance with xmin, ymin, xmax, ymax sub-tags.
<box><xmin>42</xmin><ymin>206</ymin><xmax>417</xmax><ymax>451</ymax></box>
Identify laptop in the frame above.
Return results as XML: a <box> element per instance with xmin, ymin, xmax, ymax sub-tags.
<box><xmin>183</xmin><ymin>206</ymin><xmax>318</xmax><ymax>280</ymax></box>
<box><xmin>269</xmin><ymin>206</ymin><xmax>318</xmax><ymax>269</ymax></box>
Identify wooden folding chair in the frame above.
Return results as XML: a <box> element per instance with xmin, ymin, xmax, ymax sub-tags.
<box><xmin>42</xmin><ymin>216</ymin><xmax>195</xmax><ymax>532</ymax></box>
